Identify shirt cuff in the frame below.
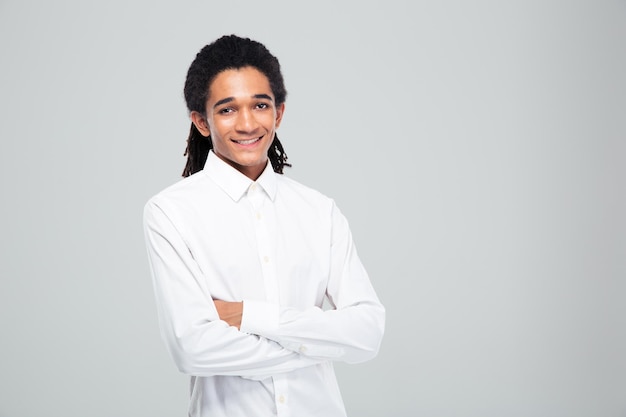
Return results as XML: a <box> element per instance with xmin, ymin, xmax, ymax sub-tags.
<box><xmin>240</xmin><ymin>299</ymin><xmax>280</xmax><ymax>337</ymax></box>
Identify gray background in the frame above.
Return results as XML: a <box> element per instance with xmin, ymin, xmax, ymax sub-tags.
<box><xmin>1</xmin><ymin>1</ymin><xmax>625</xmax><ymax>416</ymax></box>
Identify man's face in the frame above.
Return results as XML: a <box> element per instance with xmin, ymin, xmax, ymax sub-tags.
<box><xmin>194</xmin><ymin>66</ymin><xmax>284</xmax><ymax>180</ymax></box>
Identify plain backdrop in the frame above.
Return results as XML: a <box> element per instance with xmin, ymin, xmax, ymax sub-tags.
<box><xmin>1</xmin><ymin>1</ymin><xmax>625</xmax><ymax>416</ymax></box>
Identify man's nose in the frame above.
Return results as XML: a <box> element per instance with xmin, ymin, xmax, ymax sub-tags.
<box><xmin>235</xmin><ymin>108</ymin><xmax>257</xmax><ymax>132</ymax></box>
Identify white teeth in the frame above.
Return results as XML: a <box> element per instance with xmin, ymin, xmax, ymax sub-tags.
<box><xmin>235</xmin><ymin>137</ymin><xmax>260</xmax><ymax>145</ymax></box>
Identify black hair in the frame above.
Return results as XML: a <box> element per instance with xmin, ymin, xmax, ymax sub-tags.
<box><xmin>182</xmin><ymin>35</ymin><xmax>290</xmax><ymax>177</ymax></box>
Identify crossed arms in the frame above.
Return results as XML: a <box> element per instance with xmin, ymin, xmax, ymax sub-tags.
<box><xmin>144</xmin><ymin>198</ymin><xmax>385</xmax><ymax>379</ymax></box>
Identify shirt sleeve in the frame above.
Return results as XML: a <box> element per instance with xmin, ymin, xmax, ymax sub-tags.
<box><xmin>240</xmin><ymin>201</ymin><xmax>386</xmax><ymax>364</ymax></box>
<box><xmin>143</xmin><ymin>199</ymin><xmax>324</xmax><ymax>379</ymax></box>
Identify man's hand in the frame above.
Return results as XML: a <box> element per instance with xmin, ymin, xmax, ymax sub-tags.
<box><xmin>213</xmin><ymin>300</ymin><xmax>243</xmax><ymax>330</ymax></box>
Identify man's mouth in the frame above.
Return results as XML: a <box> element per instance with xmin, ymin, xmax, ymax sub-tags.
<box><xmin>232</xmin><ymin>137</ymin><xmax>262</xmax><ymax>145</ymax></box>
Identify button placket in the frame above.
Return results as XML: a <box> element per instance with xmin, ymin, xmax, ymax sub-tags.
<box><xmin>273</xmin><ymin>374</ymin><xmax>290</xmax><ymax>417</ymax></box>
<box><xmin>247</xmin><ymin>183</ymin><xmax>279</xmax><ymax>304</ymax></box>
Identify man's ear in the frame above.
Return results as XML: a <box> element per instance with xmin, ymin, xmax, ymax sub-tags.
<box><xmin>191</xmin><ymin>111</ymin><xmax>211</xmax><ymax>137</ymax></box>
<box><xmin>275</xmin><ymin>103</ymin><xmax>285</xmax><ymax>129</ymax></box>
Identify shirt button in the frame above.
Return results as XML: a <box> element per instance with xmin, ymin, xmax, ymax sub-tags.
<box><xmin>250</xmin><ymin>183</ymin><xmax>257</xmax><ymax>191</ymax></box>
<box><xmin>278</xmin><ymin>395</ymin><xmax>286</xmax><ymax>404</ymax></box>
<box><xmin>299</xmin><ymin>345</ymin><xmax>307</xmax><ymax>353</ymax></box>
<box><xmin>256</xmin><ymin>212</ymin><xmax>261</xmax><ymax>220</ymax></box>
<box><xmin>263</xmin><ymin>256</ymin><xmax>269</xmax><ymax>263</ymax></box>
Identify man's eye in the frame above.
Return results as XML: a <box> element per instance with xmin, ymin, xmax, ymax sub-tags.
<box><xmin>256</xmin><ymin>103</ymin><xmax>269</xmax><ymax>109</ymax></box>
<box><xmin>219</xmin><ymin>108</ymin><xmax>233</xmax><ymax>114</ymax></box>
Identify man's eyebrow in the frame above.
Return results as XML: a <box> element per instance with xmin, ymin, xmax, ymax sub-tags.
<box><xmin>253</xmin><ymin>94</ymin><xmax>273</xmax><ymax>102</ymax></box>
<box><xmin>213</xmin><ymin>97</ymin><xmax>234</xmax><ymax>108</ymax></box>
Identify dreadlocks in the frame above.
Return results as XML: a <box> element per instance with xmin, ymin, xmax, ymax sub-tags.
<box><xmin>181</xmin><ymin>35</ymin><xmax>291</xmax><ymax>178</ymax></box>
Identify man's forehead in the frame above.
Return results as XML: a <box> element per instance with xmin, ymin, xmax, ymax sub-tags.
<box><xmin>208</xmin><ymin>67</ymin><xmax>274</xmax><ymax>102</ymax></box>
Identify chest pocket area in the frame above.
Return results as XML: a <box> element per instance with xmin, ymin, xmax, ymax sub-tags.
<box><xmin>276</xmin><ymin>226</ymin><xmax>330</xmax><ymax>307</ymax></box>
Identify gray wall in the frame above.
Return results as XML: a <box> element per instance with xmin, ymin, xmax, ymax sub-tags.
<box><xmin>1</xmin><ymin>1</ymin><xmax>625</xmax><ymax>416</ymax></box>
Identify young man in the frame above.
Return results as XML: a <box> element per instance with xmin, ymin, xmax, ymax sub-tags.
<box><xmin>143</xmin><ymin>35</ymin><xmax>385</xmax><ymax>417</ymax></box>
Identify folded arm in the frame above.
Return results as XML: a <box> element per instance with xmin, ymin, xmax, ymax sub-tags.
<box><xmin>239</xmin><ymin>202</ymin><xmax>386</xmax><ymax>364</ymax></box>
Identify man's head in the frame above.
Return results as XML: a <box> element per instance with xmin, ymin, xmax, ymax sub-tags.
<box><xmin>182</xmin><ymin>35</ymin><xmax>290</xmax><ymax>177</ymax></box>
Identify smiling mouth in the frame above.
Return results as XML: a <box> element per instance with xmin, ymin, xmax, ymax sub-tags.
<box><xmin>232</xmin><ymin>137</ymin><xmax>262</xmax><ymax>145</ymax></box>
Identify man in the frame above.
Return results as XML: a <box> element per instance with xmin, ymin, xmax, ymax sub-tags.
<box><xmin>143</xmin><ymin>34</ymin><xmax>385</xmax><ymax>417</ymax></box>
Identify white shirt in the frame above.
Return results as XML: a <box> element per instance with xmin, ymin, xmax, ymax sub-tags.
<box><xmin>143</xmin><ymin>151</ymin><xmax>385</xmax><ymax>417</ymax></box>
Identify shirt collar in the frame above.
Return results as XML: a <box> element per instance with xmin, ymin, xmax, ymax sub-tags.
<box><xmin>203</xmin><ymin>151</ymin><xmax>277</xmax><ymax>202</ymax></box>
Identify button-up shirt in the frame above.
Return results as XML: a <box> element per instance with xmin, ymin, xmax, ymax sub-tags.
<box><xmin>143</xmin><ymin>151</ymin><xmax>385</xmax><ymax>417</ymax></box>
